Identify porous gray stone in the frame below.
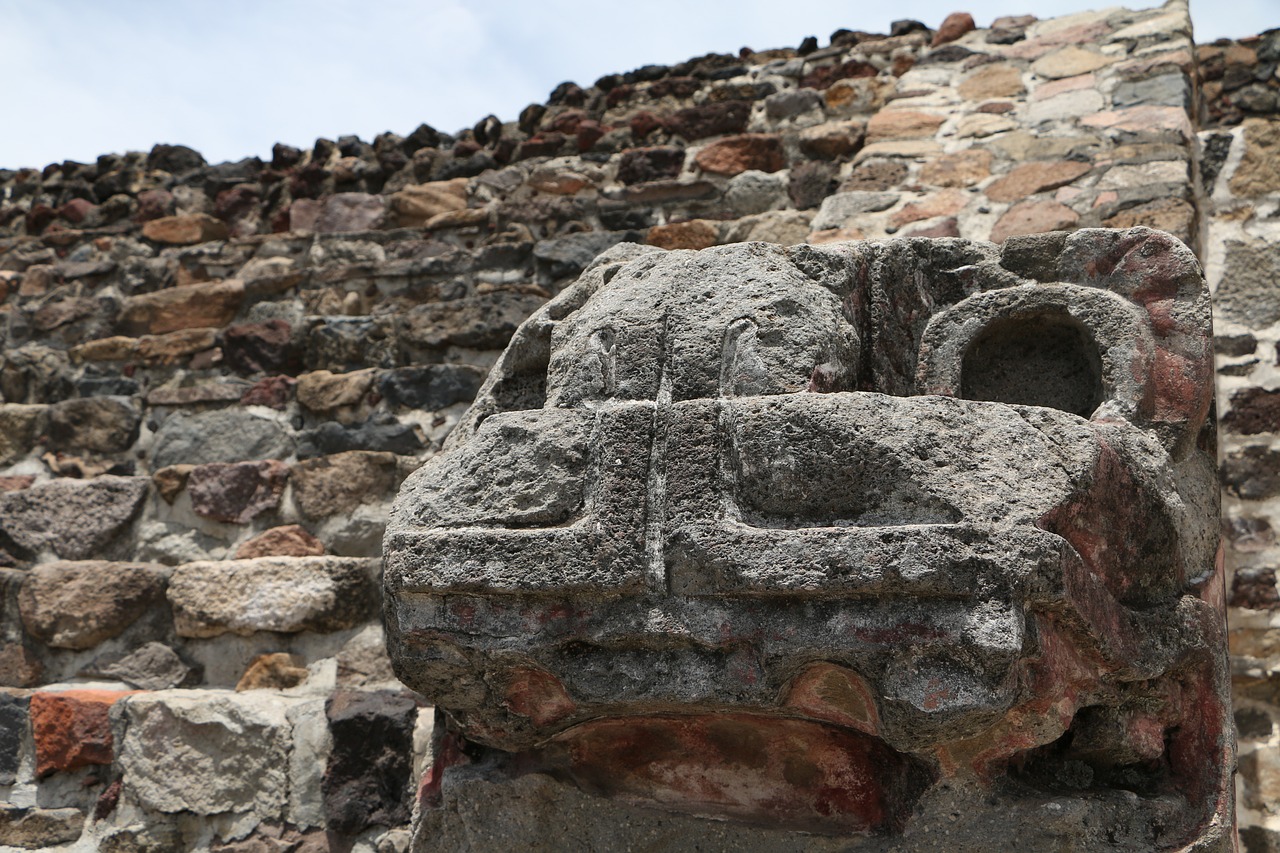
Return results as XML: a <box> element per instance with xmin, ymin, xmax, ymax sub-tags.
<box><xmin>82</xmin><ymin>642</ymin><xmax>193</xmax><ymax>690</ymax></box>
<box><xmin>149</xmin><ymin>410</ymin><xmax>294</xmax><ymax>470</ymax></box>
<box><xmin>1217</xmin><ymin>240</ymin><xmax>1280</xmax><ymax>327</ymax></box>
<box><xmin>0</xmin><ymin>476</ymin><xmax>149</xmax><ymax>560</ymax></box>
<box><xmin>810</xmin><ymin>191</ymin><xmax>899</xmax><ymax>229</ymax></box>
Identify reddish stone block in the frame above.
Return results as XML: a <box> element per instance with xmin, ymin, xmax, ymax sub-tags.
<box><xmin>694</xmin><ymin>134</ymin><xmax>785</xmax><ymax>176</ymax></box>
<box><xmin>240</xmin><ymin>375</ymin><xmax>296</xmax><ymax>410</ymax></box>
<box><xmin>932</xmin><ymin>12</ymin><xmax>975</xmax><ymax>46</ymax></box>
<box><xmin>30</xmin><ymin>690</ymin><xmax>134</xmax><ymax>777</ymax></box>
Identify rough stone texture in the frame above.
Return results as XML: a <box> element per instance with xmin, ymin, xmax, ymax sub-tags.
<box><xmin>694</xmin><ymin>134</ymin><xmax>785</xmax><ymax>176</ymax></box>
<box><xmin>984</xmin><ymin>160</ymin><xmax>1092</xmax><ymax>203</ymax></box>
<box><xmin>118</xmin><ymin>279</ymin><xmax>245</xmax><ymax>336</ymax></box>
<box><xmin>388</xmin><ymin>236</ymin><xmax>1230</xmax><ymax>848</ymax></box>
<box><xmin>296</xmin><ymin>369</ymin><xmax>376</xmax><ymax>413</ymax></box>
<box><xmin>169</xmin><ymin>557</ymin><xmax>377</xmax><ymax>637</ymax></box>
<box><xmin>235</xmin><ymin>525</ymin><xmax>326</xmax><ymax>559</ymax></box>
<box><xmin>187</xmin><ymin>460</ymin><xmax>289</xmax><ymax>524</ymax></box>
<box><xmin>19</xmin><ymin>561</ymin><xmax>168</xmax><ymax>649</ymax></box>
<box><xmin>1229</xmin><ymin>118</ymin><xmax>1280</xmax><ymax>196</ymax></box>
<box><xmin>82</xmin><ymin>641</ymin><xmax>193</xmax><ymax>690</ymax></box>
<box><xmin>0</xmin><ymin>805</ymin><xmax>85</xmax><ymax>849</ymax></box>
<box><xmin>150</xmin><ymin>410</ymin><xmax>294</xmax><ymax>469</ymax></box>
<box><xmin>291</xmin><ymin>451</ymin><xmax>400</xmax><ymax>519</ymax></box>
<box><xmin>322</xmin><ymin>691</ymin><xmax>417</xmax><ymax>835</ymax></box>
<box><xmin>0</xmin><ymin>1</ymin><xmax>1263</xmax><ymax>845</ymax></box>
<box><xmin>990</xmin><ymin>200</ymin><xmax>1080</xmax><ymax>242</ymax></box>
<box><xmin>141</xmin><ymin>213</ymin><xmax>229</xmax><ymax>245</ymax></box>
<box><xmin>0</xmin><ymin>406</ymin><xmax>46</xmax><ymax>467</ymax></box>
<box><xmin>46</xmin><ymin>397</ymin><xmax>140</xmax><ymax>454</ymax></box>
<box><xmin>1217</xmin><ymin>240</ymin><xmax>1280</xmax><ymax>327</ymax></box>
<box><xmin>30</xmin><ymin>689</ymin><xmax>132</xmax><ymax>776</ymax></box>
<box><xmin>0</xmin><ymin>476</ymin><xmax>148</xmax><ymax>560</ymax></box>
<box><xmin>116</xmin><ymin>691</ymin><xmax>294</xmax><ymax>817</ymax></box>
<box><xmin>0</xmin><ymin>694</ymin><xmax>26</xmax><ymax>784</ymax></box>
<box><xmin>236</xmin><ymin>653</ymin><xmax>309</xmax><ymax>691</ymax></box>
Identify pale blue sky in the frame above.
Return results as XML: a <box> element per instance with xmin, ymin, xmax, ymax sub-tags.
<box><xmin>0</xmin><ymin>0</ymin><xmax>1274</xmax><ymax>171</ymax></box>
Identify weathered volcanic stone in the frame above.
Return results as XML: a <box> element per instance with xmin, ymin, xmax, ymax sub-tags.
<box><xmin>1229</xmin><ymin>118</ymin><xmax>1280</xmax><ymax>197</ymax></box>
<box><xmin>236</xmin><ymin>652</ymin><xmax>309</xmax><ymax>691</ymax></box>
<box><xmin>0</xmin><ymin>694</ymin><xmax>27</xmax><ymax>784</ymax></box>
<box><xmin>117</xmin><ymin>280</ymin><xmax>244</xmax><ymax>335</ymax></box>
<box><xmin>46</xmin><ymin>397</ymin><xmax>141</xmax><ymax>454</ymax></box>
<box><xmin>187</xmin><ymin>460</ymin><xmax>289</xmax><ymax>524</ymax></box>
<box><xmin>0</xmin><ymin>405</ymin><xmax>46</xmax><ymax>467</ymax></box>
<box><xmin>116</xmin><ymin>691</ymin><xmax>293</xmax><ymax>817</ymax></box>
<box><xmin>169</xmin><ymin>556</ymin><xmax>377</xmax><ymax>637</ymax></box>
<box><xmin>984</xmin><ymin>160</ymin><xmax>1091</xmax><ymax>203</ymax></box>
<box><xmin>291</xmin><ymin>451</ymin><xmax>400</xmax><ymax>519</ymax></box>
<box><xmin>379</xmin><ymin>365</ymin><xmax>485</xmax><ymax>411</ymax></box>
<box><xmin>990</xmin><ymin>199</ymin><xmax>1080</xmax><ymax>242</ymax></box>
<box><xmin>322</xmin><ymin>690</ymin><xmax>417</xmax><ymax>835</ymax></box>
<box><xmin>0</xmin><ymin>805</ymin><xmax>85</xmax><ymax>849</ymax></box>
<box><xmin>141</xmin><ymin>213</ymin><xmax>228</xmax><ymax>245</ymax></box>
<box><xmin>30</xmin><ymin>689</ymin><xmax>133</xmax><ymax>776</ymax></box>
<box><xmin>19</xmin><ymin>561</ymin><xmax>168</xmax><ymax>649</ymax></box>
<box><xmin>235</xmin><ymin>525</ymin><xmax>325</xmax><ymax>559</ymax></box>
<box><xmin>617</xmin><ymin>148</ymin><xmax>685</xmax><ymax>185</ymax></box>
<box><xmin>82</xmin><ymin>642</ymin><xmax>192</xmax><ymax>690</ymax></box>
<box><xmin>1217</xmin><ymin>240</ymin><xmax>1280</xmax><ymax>327</ymax></box>
<box><xmin>694</xmin><ymin>134</ymin><xmax>785</xmax><ymax>176</ymax></box>
<box><xmin>401</xmin><ymin>293</ymin><xmax>548</xmax><ymax>349</ymax></box>
<box><xmin>0</xmin><ymin>476</ymin><xmax>148</xmax><ymax>560</ymax></box>
<box><xmin>386</xmin><ymin>235</ymin><xmax>1229</xmax><ymax>849</ymax></box>
<box><xmin>221</xmin><ymin>320</ymin><xmax>297</xmax><ymax>376</ymax></box>
<box><xmin>647</xmin><ymin>221</ymin><xmax>720</xmax><ymax>250</ymax></box>
<box><xmin>296</xmin><ymin>369</ymin><xmax>375</xmax><ymax>413</ymax></box>
<box><xmin>296</xmin><ymin>419</ymin><xmax>423</xmax><ymax>459</ymax></box>
<box><xmin>150</xmin><ymin>410</ymin><xmax>294</xmax><ymax>469</ymax></box>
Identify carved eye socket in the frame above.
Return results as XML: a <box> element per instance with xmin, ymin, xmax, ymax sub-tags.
<box><xmin>960</xmin><ymin>313</ymin><xmax>1104</xmax><ymax>418</ymax></box>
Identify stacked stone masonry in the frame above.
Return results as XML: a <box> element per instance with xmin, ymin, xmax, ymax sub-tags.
<box><xmin>0</xmin><ymin>0</ymin><xmax>1269</xmax><ymax>848</ymax></box>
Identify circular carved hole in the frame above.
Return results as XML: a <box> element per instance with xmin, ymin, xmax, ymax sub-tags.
<box><xmin>960</xmin><ymin>313</ymin><xmax>1104</xmax><ymax>418</ymax></box>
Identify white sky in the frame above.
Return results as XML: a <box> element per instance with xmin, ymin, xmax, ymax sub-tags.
<box><xmin>0</xmin><ymin>0</ymin><xmax>1274</xmax><ymax>171</ymax></box>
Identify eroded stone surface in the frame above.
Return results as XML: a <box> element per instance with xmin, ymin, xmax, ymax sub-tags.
<box><xmin>20</xmin><ymin>561</ymin><xmax>168</xmax><ymax>649</ymax></box>
<box><xmin>0</xmin><ymin>476</ymin><xmax>148</xmax><ymax>560</ymax></box>
<box><xmin>30</xmin><ymin>689</ymin><xmax>133</xmax><ymax>776</ymax></box>
<box><xmin>169</xmin><ymin>557</ymin><xmax>377</xmax><ymax>637</ymax></box>
<box><xmin>116</xmin><ymin>691</ymin><xmax>294</xmax><ymax>817</ymax></box>
<box><xmin>387</xmin><ymin>235</ymin><xmax>1229</xmax><ymax>848</ymax></box>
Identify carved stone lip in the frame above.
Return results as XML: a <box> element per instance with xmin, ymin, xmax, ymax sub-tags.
<box><xmin>512</xmin><ymin>709</ymin><xmax>934</xmax><ymax>835</ymax></box>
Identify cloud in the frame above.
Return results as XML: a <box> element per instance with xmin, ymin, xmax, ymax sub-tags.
<box><xmin>0</xmin><ymin>0</ymin><xmax>1269</xmax><ymax>170</ymax></box>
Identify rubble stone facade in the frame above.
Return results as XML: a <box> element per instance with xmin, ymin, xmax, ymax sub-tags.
<box><xmin>0</xmin><ymin>0</ymin><xmax>1273</xmax><ymax>848</ymax></box>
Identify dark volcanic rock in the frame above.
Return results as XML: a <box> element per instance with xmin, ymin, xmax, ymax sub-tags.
<box><xmin>322</xmin><ymin>690</ymin><xmax>418</xmax><ymax>835</ymax></box>
<box><xmin>296</xmin><ymin>419</ymin><xmax>424</xmax><ymax>459</ymax></box>
<box><xmin>378</xmin><ymin>365</ymin><xmax>486</xmax><ymax>410</ymax></box>
<box><xmin>150</xmin><ymin>410</ymin><xmax>294</xmax><ymax>470</ymax></box>
<box><xmin>0</xmin><ymin>694</ymin><xmax>27</xmax><ymax>784</ymax></box>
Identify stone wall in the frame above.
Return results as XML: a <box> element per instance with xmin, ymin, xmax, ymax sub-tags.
<box><xmin>1199</xmin><ymin>27</ymin><xmax>1280</xmax><ymax>853</ymax></box>
<box><xmin>0</xmin><ymin>0</ymin><xmax>1270</xmax><ymax>849</ymax></box>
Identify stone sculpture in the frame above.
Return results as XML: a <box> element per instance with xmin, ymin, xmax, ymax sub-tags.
<box><xmin>385</xmin><ymin>229</ymin><xmax>1232</xmax><ymax>850</ymax></box>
